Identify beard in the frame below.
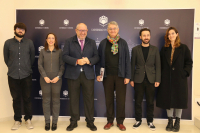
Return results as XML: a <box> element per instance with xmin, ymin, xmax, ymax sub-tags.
<box><xmin>142</xmin><ymin>39</ymin><xmax>150</xmax><ymax>44</ymax></box>
<box><xmin>14</xmin><ymin>31</ymin><xmax>25</xmax><ymax>38</ymax></box>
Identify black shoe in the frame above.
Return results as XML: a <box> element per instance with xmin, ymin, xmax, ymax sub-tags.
<box><xmin>87</xmin><ymin>123</ymin><xmax>97</xmax><ymax>131</ymax></box>
<box><xmin>66</xmin><ymin>123</ymin><xmax>77</xmax><ymax>131</ymax></box>
<box><xmin>133</xmin><ymin>121</ymin><xmax>142</xmax><ymax>129</ymax></box>
<box><xmin>45</xmin><ymin>123</ymin><xmax>50</xmax><ymax>131</ymax></box>
<box><xmin>51</xmin><ymin>123</ymin><xmax>57</xmax><ymax>131</ymax></box>
<box><xmin>173</xmin><ymin>117</ymin><xmax>180</xmax><ymax>132</ymax></box>
<box><xmin>147</xmin><ymin>122</ymin><xmax>156</xmax><ymax>131</ymax></box>
<box><xmin>166</xmin><ymin>117</ymin><xmax>173</xmax><ymax>131</ymax></box>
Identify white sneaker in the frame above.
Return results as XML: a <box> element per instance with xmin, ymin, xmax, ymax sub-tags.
<box><xmin>11</xmin><ymin>121</ymin><xmax>21</xmax><ymax>130</ymax></box>
<box><xmin>25</xmin><ymin>119</ymin><xmax>34</xmax><ymax>129</ymax></box>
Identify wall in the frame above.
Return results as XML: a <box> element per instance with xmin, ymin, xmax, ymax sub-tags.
<box><xmin>0</xmin><ymin>0</ymin><xmax>200</xmax><ymax>121</ymax></box>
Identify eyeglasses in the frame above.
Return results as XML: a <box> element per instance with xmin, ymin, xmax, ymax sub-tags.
<box><xmin>16</xmin><ymin>28</ymin><xmax>25</xmax><ymax>31</ymax></box>
<box><xmin>76</xmin><ymin>29</ymin><xmax>87</xmax><ymax>33</ymax></box>
<box><xmin>108</xmin><ymin>28</ymin><xmax>118</xmax><ymax>31</ymax></box>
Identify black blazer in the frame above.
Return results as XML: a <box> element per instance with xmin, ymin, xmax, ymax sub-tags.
<box><xmin>131</xmin><ymin>44</ymin><xmax>161</xmax><ymax>83</ymax></box>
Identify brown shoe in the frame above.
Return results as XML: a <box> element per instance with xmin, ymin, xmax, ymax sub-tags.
<box><xmin>117</xmin><ymin>124</ymin><xmax>126</xmax><ymax>131</ymax></box>
<box><xmin>104</xmin><ymin>123</ymin><xmax>113</xmax><ymax>130</ymax></box>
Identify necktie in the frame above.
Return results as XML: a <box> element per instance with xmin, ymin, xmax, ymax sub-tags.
<box><xmin>80</xmin><ymin>40</ymin><xmax>84</xmax><ymax>51</ymax></box>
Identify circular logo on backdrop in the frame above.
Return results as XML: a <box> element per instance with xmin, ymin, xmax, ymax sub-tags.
<box><xmin>63</xmin><ymin>90</ymin><xmax>68</xmax><ymax>97</ymax></box>
<box><xmin>164</xmin><ymin>19</ymin><xmax>170</xmax><ymax>26</ymax></box>
<box><xmin>99</xmin><ymin>15</ymin><xmax>108</xmax><ymax>27</ymax></box>
<box><xmin>38</xmin><ymin>46</ymin><xmax>44</xmax><ymax>53</ymax></box>
<box><xmin>139</xmin><ymin>19</ymin><xmax>144</xmax><ymax>26</ymax></box>
<box><xmin>39</xmin><ymin>90</ymin><xmax>42</xmax><ymax>96</ymax></box>
<box><xmin>64</xmin><ymin>19</ymin><xmax>69</xmax><ymax>26</ymax></box>
<box><xmin>39</xmin><ymin>19</ymin><xmax>45</xmax><ymax>26</ymax></box>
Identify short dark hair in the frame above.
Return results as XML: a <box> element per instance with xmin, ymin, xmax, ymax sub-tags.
<box><xmin>14</xmin><ymin>22</ymin><xmax>27</xmax><ymax>32</ymax></box>
<box><xmin>139</xmin><ymin>28</ymin><xmax>150</xmax><ymax>36</ymax></box>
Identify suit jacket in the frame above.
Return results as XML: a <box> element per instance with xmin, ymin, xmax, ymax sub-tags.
<box><xmin>62</xmin><ymin>35</ymin><xmax>99</xmax><ymax>80</ymax></box>
<box><xmin>131</xmin><ymin>44</ymin><xmax>161</xmax><ymax>83</ymax></box>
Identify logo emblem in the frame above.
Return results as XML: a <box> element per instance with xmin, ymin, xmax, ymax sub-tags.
<box><xmin>164</xmin><ymin>19</ymin><xmax>170</xmax><ymax>26</ymax></box>
<box><xmin>39</xmin><ymin>19</ymin><xmax>45</xmax><ymax>26</ymax></box>
<box><xmin>99</xmin><ymin>15</ymin><xmax>108</xmax><ymax>27</ymax></box>
<box><xmin>64</xmin><ymin>19</ymin><xmax>69</xmax><ymax>26</ymax></box>
<box><xmin>139</xmin><ymin>19</ymin><xmax>144</xmax><ymax>26</ymax></box>
<box><xmin>38</xmin><ymin>46</ymin><xmax>44</xmax><ymax>52</ymax></box>
<box><xmin>114</xmin><ymin>91</ymin><xmax>116</xmax><ymax>99</ymax></box>
<box><xmin>63</xmin><ymin>90</ymin><xmax>68</xmax><ymax>97</ymax></box>
<box><xmin>39</xmin><ymin>90</ymin><xmax>42</xmax><ymax>96</ymax></box>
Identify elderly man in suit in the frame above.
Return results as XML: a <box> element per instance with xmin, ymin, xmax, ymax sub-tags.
<box><xmin>62</xmin><ymin>23</ymin><xmax>99</xmax><ymax>131</ymax></box>
<box><xmin>130</xmin><ymin>28</ymin><xmax>161</xmax><ymax>131</ymax></box>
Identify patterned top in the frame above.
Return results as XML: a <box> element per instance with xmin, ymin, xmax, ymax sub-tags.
<box><xmin>170</xmin><ymin>47</ymin><xmax>175</xmax><ymax>65</ymax></box>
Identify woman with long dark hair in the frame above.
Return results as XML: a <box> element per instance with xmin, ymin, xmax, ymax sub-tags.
<box><xmin>38</xmin><ymin>33</ymin><xmax>65</xmax><ymax>131</ymax></box>
<box><xmin>156</xmin><ymin>27</ymin><xmax>193</xmax><ymax>132</ymax></box>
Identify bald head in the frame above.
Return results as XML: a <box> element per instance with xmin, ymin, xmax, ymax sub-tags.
<box><xmin>75</xmin><ymin>23</ymin><xmax>88</xmax><ymax>40</ymax></box>
<box><xmin>76</xmin><ymin>23</ymin><xmax>87</xmax><ymax>29</ymax></box>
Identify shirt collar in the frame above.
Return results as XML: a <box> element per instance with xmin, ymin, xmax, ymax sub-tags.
<box><xmin>47</xmin><ymin>48</ymin><xmax>56</xmax><ymax>52</ymax></box>
<box><xmin>14</xmin><ymin>36</ymin><xmax>24</xmax><ymax>42</ymax></box>
<box><xmin>77</xmin><ymin>37</ymin><xmax>85</xmax><ymax>44</ymax></box>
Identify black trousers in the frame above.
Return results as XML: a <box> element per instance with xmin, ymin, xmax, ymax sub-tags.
<box><xmin>134</xmin><ymin>79</ymin><xmax>155</xmax><ymax>122</ymax></box>
<box><xmin>67</xmin><ymin>72</ymin><xmax>94</xmax><ymax>124</ymax></box>
<box><xmin>103</xmin><ymin>75</ymin><xmax>126</xmax><ymax>124</ymax></box>
<box><xmin>8</xmin><ymin>75</ymin><xmax>32</xmax><ymax>122</ymax></box>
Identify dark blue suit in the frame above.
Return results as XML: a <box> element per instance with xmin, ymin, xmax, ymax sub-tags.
<box><xmin>63</xmin><ymin>35</ymin><xmax>99</xmax><ymax>80</ymax></box>
<box><xmin>62</xmin><ymin>35</ymin><xmax>99</xmax><ymax>123</ymax></box>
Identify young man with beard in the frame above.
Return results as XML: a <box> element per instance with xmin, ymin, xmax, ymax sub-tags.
<box><xmin>130</xmin><ymin>28</ymin><xmax>161</xmax><ymax>130</ymax></box>
<box><xmin>3</xmin><ymin>22</ymin><xmax>35</xmax><ymax>130</ymax></box>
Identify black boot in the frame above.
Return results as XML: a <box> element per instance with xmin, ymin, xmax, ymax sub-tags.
<box><xmin>51</xmin><ymin>123</ymin><xmax>57</xmax><ymax>131</ymax></box>
<box><xmin>166</xmin><ymin>117</ymin><xmax>173</xmax><ymax>131</ymax></box>
<box><xmin>45</xmin><ymin>123</ymin><xmax>50</xmax><ymax>131</ymax></box>
<box><xmin>173</xmin><ymin>117</ymin><xmax>180</xmax><ymax>132</ymax></box>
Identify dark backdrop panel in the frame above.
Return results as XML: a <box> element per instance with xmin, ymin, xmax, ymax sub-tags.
<box><xmin>17</xmin><ymin>9</ymin><xmax>194</xmax><ymax>120</ymax></box>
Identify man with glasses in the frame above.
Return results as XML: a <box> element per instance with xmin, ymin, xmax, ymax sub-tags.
<box><xmin>63</xmin><ymin>23</ymin><xmax>99</xmax><ymax>131</ymax></box>
<box><xmin>96</xmin><ymin>21</ymin><xmax>131</xmax><ymax>131</ymax></box>
<box><xmin>3</xmin><ymin>22</ymin><xmax>35</xmax><ymax>130</ymax></box>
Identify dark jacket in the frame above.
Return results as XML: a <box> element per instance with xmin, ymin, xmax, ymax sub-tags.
<box><xmin>156</xmin><ymin>43</ymin><xmax>193</xmax><ymax>109</ymax></box>
<box><xmin>38</xmin><ymin>48</ymin><xmax>65</xmax><ymax>78</ymax></box>
<box><xmin>95</xmin><ymin>38</ymin><xmax>131</xmax><ymax>79</ymax></box>
<box><xmin>62</xmin><ymin>35</ymin><xmax>99</xmax><ymax>80</ymax></box>
<box><xmin>131</xmin><ymin>44</ymin><xmax>161</xmax><ymax>83</ymax></box>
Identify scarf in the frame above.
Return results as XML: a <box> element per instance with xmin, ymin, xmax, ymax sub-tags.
<box><xmin>107</xmin><ymin>34</ymin><xmax>120</xmax><ymax>55</ymax></box>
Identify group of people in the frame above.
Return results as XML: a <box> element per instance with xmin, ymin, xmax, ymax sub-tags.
<box><xmin>3</xmin><ymin>22</ymin><xmax>193</xmax><ymax>132</ymax></box>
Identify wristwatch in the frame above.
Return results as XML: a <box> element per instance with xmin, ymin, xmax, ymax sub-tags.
<box><xmin>57</xmin><ymin>76</ymin><xmax>60</xmax><ymax>79</ymax></box>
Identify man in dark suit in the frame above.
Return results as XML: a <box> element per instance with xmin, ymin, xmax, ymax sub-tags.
<box><xmin>130</xmin><ymin>28</ymin><xmax>161</xmax><ymax>131</ymax></box>
<box><xmin>62</xmin><ymin>23</ymin><xmax>99</xmax><ymax>131</ymax></box>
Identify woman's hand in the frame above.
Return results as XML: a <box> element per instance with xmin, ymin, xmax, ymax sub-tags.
<box><xmin>44</xmin><ymin>77</ymin><xmax>51</xmax><ymax>83</ymax></box>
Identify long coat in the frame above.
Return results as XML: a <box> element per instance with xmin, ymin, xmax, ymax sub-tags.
<box><xmin>156</xmin><ymin>43</ymin><xmax>193</xmax><ymax>109</ymax></box>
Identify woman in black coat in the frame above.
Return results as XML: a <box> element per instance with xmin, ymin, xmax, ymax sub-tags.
<box><xmin>156</xmin><ymin>27</ymin><xmax>193</xmax><ymax>132</ymax></box>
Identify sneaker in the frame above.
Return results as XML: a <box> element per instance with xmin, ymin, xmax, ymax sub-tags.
<box><xmin>147</xmin><ymin>122</ymin><xmax>156</xmax><ymax>131</ymax></box>
<box><xmin>11</xmin><ymin>121</ymin><xmax>21</xmax><ymax>130</ymax></box>
<box><xmin>133</xmin><ymin>121</ymin><xmax>142</xmax><ymax>129</ymax></box>
<box><xmin>25</xmin><ymin>119</ymin><xmax>34</xmax><ymax>129</ymax></box>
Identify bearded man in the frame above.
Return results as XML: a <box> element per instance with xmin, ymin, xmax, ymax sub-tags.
<box><xmin>3</xmin><ymin>22</ymin><xmax>35</xmax><ymax>130</ymax></box>
<box><xmin>130</xmin><ymin>28</ymin><xmax>161</xmax><ymax>131</ymax></box>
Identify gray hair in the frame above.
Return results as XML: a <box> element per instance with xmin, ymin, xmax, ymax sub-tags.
<box><xmin>107</xmin><ymin>21</ymin><xmax>119</xmax><ymax>29</ymax></box>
